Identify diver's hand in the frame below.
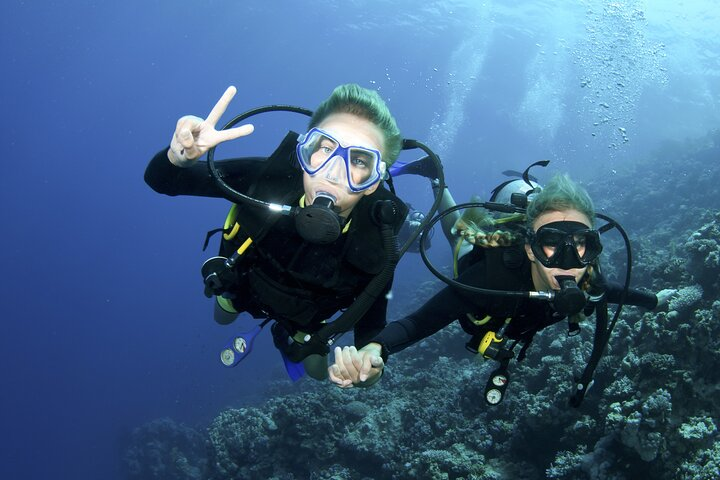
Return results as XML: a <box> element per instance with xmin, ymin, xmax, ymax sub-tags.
<box><xmin>168</xmin><ymin>86</ymin><xmax>255</xmax><ymax>167</ymax></box>
<box><xmin>655</xmin><ymin>288</ymin><xmax>678</xmax><ymax>309</ymax></box>
<box><xmin>328</xmin><ymin>344</ymin><xmax>384</xmax><ymax>388</ymax></box>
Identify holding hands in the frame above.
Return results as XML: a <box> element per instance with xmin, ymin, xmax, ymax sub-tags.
<box><xmin>328</xmin><ymin>344</ymin><xmax>385</xmax><ymax>388</ymax></box>
<box><xmin>168</xmin><ymin>86</ymin><xmax>255</xmax><ymax>167</ymax></box>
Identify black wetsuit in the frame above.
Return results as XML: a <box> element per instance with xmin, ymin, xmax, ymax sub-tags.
<box><xmin>144</xmin><ymin>132</ymin><xmax>407</xmax><ymax>347</ymax></box>
<box><xmin>373</xmin><ymin>244</ymin><xmax>657</xmax><ymax>358</ymax></box>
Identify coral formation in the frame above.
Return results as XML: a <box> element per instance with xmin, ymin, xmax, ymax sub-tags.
<box><xmin>124</xmin><ymin>418</ymin><xmax>207</xmax><ymax>480</ymax></box>
<box><xmin>684</xmin><ymin>212</ymin><xmax>720</xmax><ymax>296</ymax></box>
<box><xmin>668</xmin><ymin>285</ymin><xmax>703</xmax><ymax>312</ymax></box>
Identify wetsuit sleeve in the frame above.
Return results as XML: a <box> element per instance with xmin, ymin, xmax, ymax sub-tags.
<box><xmin>144</xmin><ymin>147</ymin><xmax>265</xmax><ymax>197</ymax></box>
<box><xmin>605</xmin><ymin>281</ymin><xmax>658</xmax><ymax>310</ymax></box>
<box><xmin>353</xmin><ymin>281</ymin><xmax>392</xmax><ymax>348</ymax></box>
<box><xmin>372</xmin><ymin>284</ymin><xmax>477</xmax><ymax>358</ymax></box>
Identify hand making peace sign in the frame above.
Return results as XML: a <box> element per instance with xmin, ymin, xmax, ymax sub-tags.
<box><xmin>168</xmin><ymin>86</ymin><xmax>255</xmax><ymax>167</ymax></box>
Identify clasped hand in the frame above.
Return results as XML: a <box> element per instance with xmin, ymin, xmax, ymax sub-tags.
<box><xmin>328</xmin><ymin>345</ymin><xmax>385</xmax><ymax>388</ymax></box>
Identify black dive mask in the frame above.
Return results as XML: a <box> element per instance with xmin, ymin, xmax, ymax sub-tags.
<box><xmin>529</xmin><ymin>221</ymin><xmax>602</xmax><ymax>270</ymax></box>
<box><xmin>294</xmin><ymin>193</ymin><xmax>344</xmax><ymax>244</ymax></box>
<box><xmin>553</xmin><ymin>275</ymin><xmax>587</xmax><ymax>316</ymax></box>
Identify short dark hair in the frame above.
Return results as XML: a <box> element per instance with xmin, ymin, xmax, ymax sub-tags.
<box><xmin>309</xmin><ymin>84</ymin><xmax>402</xmax><ymax>165</ymax></box>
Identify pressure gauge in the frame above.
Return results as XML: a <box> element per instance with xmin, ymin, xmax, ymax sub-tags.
<box><xmin>233</xmin><ymin>336</ymin><xmax>247</xmax><ymax>353</ymax></box>
<box><xmin>220</xmin><ymin>348</ymin><xmax>235</xmax><ymax>367</ymax></box>
<box><xmin>486</xmin><ymin>388</ymin><xmax>503</xmax><ymax>405</ymax></box>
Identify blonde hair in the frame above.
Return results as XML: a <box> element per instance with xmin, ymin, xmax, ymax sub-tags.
<box><xmin>526</xmin><ymin>174</ymin><xmax>595</xmax><ymax>228</ymax></box>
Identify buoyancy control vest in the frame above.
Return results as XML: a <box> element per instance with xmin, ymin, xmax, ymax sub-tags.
<box><xmin>209</xmin><ymin>131</ymin><xmax>408</xmax><ymax>330</ymax></box>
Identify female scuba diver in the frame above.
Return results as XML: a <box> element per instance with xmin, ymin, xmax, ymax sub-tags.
<box><xmin>145</xmin><ymin>84</ymin><xmax>441</xmax><ymax>381</ymax></box>
<box><xmin>328</xmin><ymin>174</ymin><xmax>676</xmax><ymax>405</ymax></box>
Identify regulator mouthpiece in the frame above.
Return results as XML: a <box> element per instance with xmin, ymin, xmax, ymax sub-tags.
<box><xmin>295</xmin><ymin>193</ymin><xmax>343</xmax><ymax>244</ymax></box>
<box><xmin>553</xmin><ymin>275</ymin><xmax>586</xmax><ymax>316</ymax></box>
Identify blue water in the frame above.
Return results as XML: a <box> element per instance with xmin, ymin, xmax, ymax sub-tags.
<box><xmin>2</xmin><ymin>1</ymin><xmax>718</xmax><ymax>478</ymax></box>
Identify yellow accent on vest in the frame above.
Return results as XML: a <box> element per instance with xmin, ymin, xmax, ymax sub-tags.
<box><xmin>478</xmin><ymin>331</ymin><xmax>500</xmax><ymax>355</ymax></box>
<box><xmin>467</xmin><ymin>313</ymin><xmax>492</xmax><ymax>326</ymax></box>
<box><xmin>223</xmin><ymin>204</ymin><xmax>241</xmax><ymax>241</ymax></box>
<box><xmin>236</xmin><ymin>237</ymin><xmax>253</xmax><ymax>255</ymax></box>
<box><xmin>224</xmin><ymin>223</ymin><xmax>240</xmax><ymax>240</ymax></box>
<box><xmin>217</xmin><ymin>204</ymin><xmax>253</xmax><ymax>306</ymax></box>
<box><xmin>221</xmin><ymin>204</ymin><xmax>253</xmax><ymax>252</ymax></box>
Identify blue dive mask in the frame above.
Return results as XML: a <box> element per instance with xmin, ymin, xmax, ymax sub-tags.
<box><xmin>296</xmin><ymin>127</ymin><xmax>386</xmax><ymax>192</ymax></box>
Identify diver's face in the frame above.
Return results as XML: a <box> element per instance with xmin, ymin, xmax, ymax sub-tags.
<box><xmin>524</xmin><ymin>209</ymin><xmax>592</xmax><ymax>290</ymax></box>
<box><xmin>302</xmin><ymin>112</ymin><xmax>385</xmax><ymax>217</ymax></box>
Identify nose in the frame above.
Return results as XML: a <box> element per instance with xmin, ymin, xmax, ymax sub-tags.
<box><xmin>322</xmin><ymin>155</ymin><xmax>347</xmax><ymax>184</ymax></box>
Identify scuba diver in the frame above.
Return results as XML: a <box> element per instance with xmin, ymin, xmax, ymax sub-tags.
<box><xmin>144</xmin><ymin>84</ymin><xmax>444</xmax><ymax>381</ymax></box>
<box><xmin>388</xmin><ymin>155</ymin><xmax>451</xmax><ymax>253</ymax></box>
<box><xmin>328</xmin><ymin>171</ymin><xmax>677</xmax><ymax>406</ymax></box>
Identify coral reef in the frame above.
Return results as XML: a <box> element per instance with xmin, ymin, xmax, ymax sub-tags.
<box><xmin>124</xmin><ymin>418</ymin><xmax>208</xmax><ymax>480</ymax></box>
<box><xmin>684</xmin><ymin>212</ymin><xmax>720</xmax><ymax>296</ymax></box>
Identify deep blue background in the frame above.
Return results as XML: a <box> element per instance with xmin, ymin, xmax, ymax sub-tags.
<box><xmin>2</xmin><ymin>1</ymin><xmax>718</xmax><ymax>478</ymax></box>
